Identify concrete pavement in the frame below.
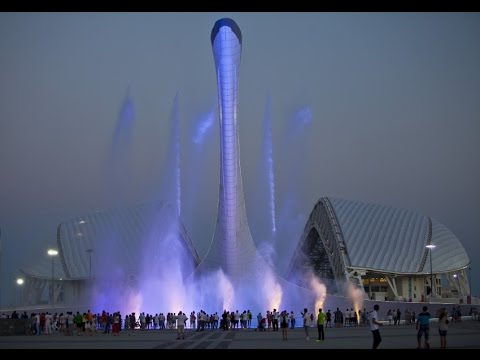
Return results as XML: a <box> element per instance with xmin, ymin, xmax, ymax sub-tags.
<box><xmin>1</xmin><ymin>320</ymin><xmax>479</xmax><ymax>349</ymax></box>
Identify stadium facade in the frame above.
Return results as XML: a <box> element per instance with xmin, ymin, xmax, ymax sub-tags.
<box><xmin>287</xmin><ymin>197</ymin><xmax>471</xmax><ymax>303</ymax></box>
<box><xmin>18</xmin><ymin>202</ymin><xmax>200</xmax><ymax>308</ymax></box>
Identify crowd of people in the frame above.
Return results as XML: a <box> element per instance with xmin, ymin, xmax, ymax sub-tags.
<box><xmin>1</xmin><ymin>304</ymin><xmax>477</xmax><ymax>349</ymax></box>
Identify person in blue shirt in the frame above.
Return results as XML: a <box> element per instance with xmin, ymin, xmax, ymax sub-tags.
<box><xmin>416</xmin><ymin>306</ymin><xmax>431</xmax><ymax>349</ymax></box>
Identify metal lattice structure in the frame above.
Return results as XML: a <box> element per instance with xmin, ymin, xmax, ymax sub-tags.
<box><xmin>287</xmin><ymin>198</ymin><xmax>350</xmax><ymax>291</ymax></box>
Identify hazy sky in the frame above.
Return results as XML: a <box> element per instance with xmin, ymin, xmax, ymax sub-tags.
<box><xmin>1</xmin><ymin>12</ymin><xmax>479</xmax><ymax>306</ymax></box>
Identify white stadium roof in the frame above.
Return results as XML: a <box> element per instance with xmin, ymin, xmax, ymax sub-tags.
<box><xmin>21</xmin><ymin>201</ymin><xmax>200</xmax><ymax>280</ymax></box>
<box><xmin>329</xmin><ymin>197</ymin><xmax>470</xmax><ymax>274</ymax></box>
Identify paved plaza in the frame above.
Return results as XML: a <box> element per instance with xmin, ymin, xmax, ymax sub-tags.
<box><xmin>1</xmin><ymin>320</ymin><xmax>480</xmax><ymax>349</ymax></box>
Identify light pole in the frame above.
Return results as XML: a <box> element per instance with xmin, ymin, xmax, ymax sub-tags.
<box><xmin>16</xmin><ymin>278</ymin><xmax>24</xmax><ymax>307</ymax></box>
<box><xmin>425</xmin><ymin>244</ymin><xmax>436</xmax><ymax>297</ymax></box>
<box><xmin>86</xmin><ymin>249</ymin><xmax>93</xmax><ymax>281</ymax></box>
<box><xmin>468</xmin><ymin>267</ymin><xmax>472</xmax><ymax>296</ymax></box>
<box><xmin>47</xmin><ymin>249</ymin><xmax>58</xmax><ymax>310</ymax></box>
<box><xmin>453</xmin><ymin>273</ymin><xmax>461</xmax><ymax>298</ymax></box>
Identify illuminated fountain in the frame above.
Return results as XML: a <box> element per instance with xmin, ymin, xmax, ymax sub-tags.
<box><xmin>88</xmin><ymin>18</ymin><xmax>326</xmax><ymax>315</ymax></box>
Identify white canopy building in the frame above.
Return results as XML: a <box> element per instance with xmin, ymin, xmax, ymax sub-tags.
<box><xmin>19</xmin><ymin>201</ymin><xmax>200</xmax><ymax>309</ymax></box>
<box><xmin>288</xmin><ymin>197</ymin><xmax>471</xmax><ymax>303</ymax></box>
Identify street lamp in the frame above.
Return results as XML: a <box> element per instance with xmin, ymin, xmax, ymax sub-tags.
<box><xmin>16</xmin><ymin>278</ymin><xmax>24</xmax><ymax>306</ymax></box>
<box><xmin>468</xmin><ymin>267</ymin><xmax>472</xmax><ymax>296</ymax></box>
<box><xmin>453</xmin><ymin>273</ymin><xmax>461</xmax><ymax>296</ymax></box>
<box><xmin>47</xmin><ymin>249</ymin><xmax>58</xmax><ymax>310</ymax></box>
<box><xmin>425</xmin><ymin>244</ymin><xmax>436</xmax><ymax>297</ymax></box>
<box><xmin>86</xmin><ymin>249</ymin><xmax>93</xmax><ymax>281</ymax></box>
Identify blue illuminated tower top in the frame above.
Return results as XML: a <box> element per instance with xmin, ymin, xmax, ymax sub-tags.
<box><xmin>211</xmin><ymin>18</ymin><xmax>242</xmax><ymax>46</ymax></box>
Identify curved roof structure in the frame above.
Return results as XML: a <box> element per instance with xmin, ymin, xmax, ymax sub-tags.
<box><xmin>329</xmin><ymin>197</ymin><xmax>469</xmax><ymax>274</ymax></box>
<box><xmin>288</xmin><ymin>197</ymin><xmax>470</xmax><ymax>285</ymax></box>
<box><xmin>21</xmin><ymin>201</ymin><xmax>200</xmax><ymax>280</ymax></box>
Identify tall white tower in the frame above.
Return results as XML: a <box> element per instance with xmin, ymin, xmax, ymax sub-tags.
<box><xmin>196</xmin><ymin>18</ymin><xmax>261</xmax><ymax>281</ymax></box>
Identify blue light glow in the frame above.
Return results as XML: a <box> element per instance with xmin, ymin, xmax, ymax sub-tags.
<box><xmin>263</xmin><ymin>96</ymin><xmax>277</xmax><ymax>234</ymax></box>
<box><xmin>193</xmin><ymin>106</ymin><xmax>215</xmax><ymax>145</ymax></box>
<box><xmin>172</xmin><ymin>94</ymin><xmax>181</xmax><ymax>217</ymax></box>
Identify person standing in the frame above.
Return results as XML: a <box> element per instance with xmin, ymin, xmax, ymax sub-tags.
<box><xmin>190</xmin><ymin>311</ymin><xmax>196</xmax><ymax>330</ymax></box>
<box><xmin>438</xmin><ymin>308</ymin><xmax>449</xmax><ymax>349</ymax></box>
<box><xmin>302</xmin><ymin>308</ymin><xmax>311</xmax><ymax>341</ymax></box>
<box><xmin>316</xmin><ymin>308</ymin><xmax>326</xmax><ymax>342</ymax></box>
<box><xmin>289</xmin><ymin>311</ymin><xmax>296</xmax><ymax>329</ymax></box>
<box><xmin>112</xmin><ymin>312</ymin><xmax>120</xmax><ymax>336</ymax></box>
<box><xmin>280</xmin><ymin>311</ymin><xmax>289</xmax><ymax>341</ymax></box>
<box><xmin>416</xmin><ymin>306</ymin><xmax>431</xmax><ymax>349</ymax></box>
<box><xmin>370</xmin><ymin>304</ymin><xmax>383</xmax><ymax>349</ymax></box>
<box><xmin>325</xmin><ymin>310</ymin><xmax>332</xmax><ymax>328</ymax></box>
<box><xmin>272</xmin><ymin>309</ymin><xmax>279</xmax><ymax>331</ymax></box>
<box><xmin>176</xmin><ymin>311</ymin><xmax>188</xmax><ymax>340</ymax></box>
